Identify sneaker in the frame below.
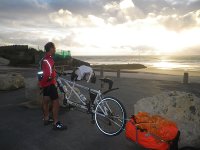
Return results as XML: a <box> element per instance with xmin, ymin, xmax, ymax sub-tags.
<box><xmin>44</xmin><ymin>118</ymin><xmax>54</xmax><ymax>126</ymax></box>
<box><xmin>49</xmin><ymin>116</ymin><xmax>54</xmax><ymax>123</ymax></box>
<box><xmin>53</xmin><ymin>121</ymin><xmax>67</xmax><ymax>130</ymax></box>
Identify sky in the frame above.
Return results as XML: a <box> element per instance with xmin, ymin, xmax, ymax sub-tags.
<box><xmin>0</xmin><ymin>0</ymin><xmax>200</xmax><ymax>55</ymax></box>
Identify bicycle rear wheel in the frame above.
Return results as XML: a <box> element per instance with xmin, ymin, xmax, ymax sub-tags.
<box><xmin>94</xmin><ymin>97</ymin><xmax>126</xmax><ymax>136</ymax></box>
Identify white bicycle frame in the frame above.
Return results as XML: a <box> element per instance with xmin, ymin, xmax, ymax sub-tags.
<box><xmin>56</xmin><ymin>74</ymin><xmax>126</xmax><ymax>136</ymax></box>
<box><xmin>57</xmin><ymin>76</ymin><xmax>103</xmax><ymax>113</ymax></box>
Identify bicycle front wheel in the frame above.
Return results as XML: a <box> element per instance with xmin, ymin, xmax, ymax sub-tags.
<box><xmin>94</xmin><ymin>97</ymin><xmax>126</xmax><ymax>136</ymax></box>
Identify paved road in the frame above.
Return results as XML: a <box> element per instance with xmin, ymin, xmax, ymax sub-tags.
<box><xmin>0</xmin><ymin>67</ymin><xmax>200</xmax><ymax>150</ymax></box>
<box><xmin>0</xmin><ymin>88</ymin><xmax>143</xmax><ymax>150</ymax></box>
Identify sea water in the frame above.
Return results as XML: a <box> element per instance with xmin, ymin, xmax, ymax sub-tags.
<box><xmin>74</xmin><ymin>55</ymin><xmax>200</xmax><ymax>71</ymax></box>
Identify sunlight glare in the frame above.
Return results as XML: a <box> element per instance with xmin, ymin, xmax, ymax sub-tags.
<box><xmin>153</xmin><ymin>60</ymin><xmax>189</xmax><ymax>70</ymax></box>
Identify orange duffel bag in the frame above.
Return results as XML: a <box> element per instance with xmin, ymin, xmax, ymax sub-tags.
<box><xmin>125</xmin><ymin>112</ymin><xmax>179</xmax><ymax>150</ymax></box>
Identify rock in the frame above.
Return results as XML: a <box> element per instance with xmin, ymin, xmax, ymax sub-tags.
<box><xmin>0</xmin><ymin>57</ymin><xmax>10</xmax><ymax>65</ymax></box>
<box><xmin>22</xmin><ymin>77</ymin><xmax>66</xmax><ymax>108</ymax></box>
<box><xmin>134</xmin><ymin>91</ymin><xmax>200</xmax><ymax>148</ymax></box>
<box><xmin>24</xmin><ymin>78</ymin><xmax>42</xmax><ymax>108</ymax></box>
<box><xmin>0</xmin><ymin>73</ymin><xmax>25</xmax><ymax>90</ymax></box>
<box><xmin>55</xmin><ymin>57</ymin><xmax>90</xmax><ymax>69</ymax></box>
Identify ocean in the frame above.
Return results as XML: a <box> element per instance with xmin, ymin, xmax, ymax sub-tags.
<box><xmin>74</xmin><ymin>55</ymin><xmax>200</xmax><ymax>71</ymax></box>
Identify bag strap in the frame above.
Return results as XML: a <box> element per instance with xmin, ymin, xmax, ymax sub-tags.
<box><xmin>131</xmin><ymin>115</ymin><xmax>137</xmax><ymax>123</ymax></box>
<box><xmin>130</xmin><ymin>115</ymin><xmax>171</xmax><ymax>144</ymax></box>
<box><xmin>148</xmin><ymin>132</ymin><xmax>170</xmax><ymax>144</ymax></box>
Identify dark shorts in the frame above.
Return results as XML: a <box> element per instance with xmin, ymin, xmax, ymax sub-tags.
<box><xmin>43</xmin><ymin>84</ymin><xmax>58</xmax><ymax>100</ymax></box>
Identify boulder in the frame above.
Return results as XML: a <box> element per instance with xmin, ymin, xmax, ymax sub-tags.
<box><xmin>22</xmin><ymin>77</ymin><xmax>65</xmax><ymax>108</ymax></box>
<box><xmin>0</xmin><ymin>73</ymin><xmax>25</xmax><ymax>90</ymax></box>
<box><xmin>24</xmin><ymin>78</ymin><xmax>42</xmax><ymax>108</ymax></box>
<box><xmin>0</xmin><ymin>57</ymin><xmax>10</xmax><ymax>65</ymax></box>
<box><xmin>134</xmin><ymin>91</ymin><xmax>200</xmax><ymax>148</ymax></box>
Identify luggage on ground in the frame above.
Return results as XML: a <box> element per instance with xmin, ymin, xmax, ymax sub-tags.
<box><xmin>125</xmin><ymin>112</ymin><xmax>179</xmax><ymax>150</ymax></box>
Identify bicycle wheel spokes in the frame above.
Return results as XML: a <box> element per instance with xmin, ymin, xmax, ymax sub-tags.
<box><xmin>95</xmin><ymin>112</ymin><xmax>122</xmax><ymax>127</ymax></box>
<box><xmin>95</xmin><ymin>97</ymin><xmax>126</xmax><ymax>136</ymax></box>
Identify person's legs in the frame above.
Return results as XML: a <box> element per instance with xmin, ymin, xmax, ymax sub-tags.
<box><xmin>42</xmin><ymin>86</ymin><xmax>54</xmax><ymax>125</ymax></box>
<box><xmin>50</xmin><ymin>84</ymin><xmax>67</xmax><ymax>130</ymax></box>
<box><xmin>52</xmin><ymin>99</ymin><xmax>59</xmax><ymax>124</ymax></box>
<box><xmin>43</xmin><ymin>96</ymin><xmax>50</xmax><ymax>121</ymax></box>
<box><xmin>48</xmin><ymin>102</ymin><xmax>53</xmax><ymax>119</ymax></box>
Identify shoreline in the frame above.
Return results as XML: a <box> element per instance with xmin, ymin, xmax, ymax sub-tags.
<box><xmin>92</xmin><ymin>64</ymin><xmax>146</xmax><ymax>70</ymax></box>
<box><xmin>92</xmin><ymin>63</ymin><xmax>200</xmax><ymax>77</ymax></box>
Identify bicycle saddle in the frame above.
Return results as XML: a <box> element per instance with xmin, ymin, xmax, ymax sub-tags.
<box><xmin>99</xmin><ymin>78</ymin><xmax>113</xmax><ymax>89</ymax></box>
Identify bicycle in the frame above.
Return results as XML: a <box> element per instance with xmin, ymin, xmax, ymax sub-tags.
<box><xmin>56</xmin><ymin>72</ymin><xmax>127</xmax><ymax>136</ymax></box>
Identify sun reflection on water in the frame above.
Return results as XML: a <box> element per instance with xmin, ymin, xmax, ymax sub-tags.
<box><xmin>153</xmin><ymin>61</ymin><xmax>189</xmax><ymax>70</ymax></box>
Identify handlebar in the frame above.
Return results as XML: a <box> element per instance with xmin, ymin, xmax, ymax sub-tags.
<box><xmin>102</xmin><ymin>88</ymin><xmax>119</xmax><ymax>95</ymax></box>
<box><xmin>99</xmin><ymin>78</ymin><xmax>113</xmax><ymax>89</ymax></box>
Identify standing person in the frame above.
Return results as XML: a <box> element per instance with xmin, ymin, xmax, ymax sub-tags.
<box><xmin>39</xmin><ymin>42</ymin><xmax>67</xmax><ymax>130</ymax></box>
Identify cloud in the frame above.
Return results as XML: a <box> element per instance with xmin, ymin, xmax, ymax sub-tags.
<box><xmin>49</xmin><ymin>9</ymin><xmax>105</xmax><ymax>27</ymax></box>
<box><xmin>165</xmin><ymin>0</ymin><xmax>199</xmax><ymax>5</ymax></box>
<box><xmin>102</xmin><ymin>0</ymin><xmax>145</xmax><ymax>24</ymax></box>
<box><xmin>154</xmin><ymin>9</ymin><xmax>200</xmax><ymax>31</ymax></box>
<box><xmin>0</xmin><ymin>0</ymin><xmax>49</xmax><ymax>18</ymax></box>
<box><xmin>48</xmin><ymin>0</ymin><xmax>200</xmax><ymax>31</ymax></box>
<box><xmin>115</xmin><ymin>45</ymin><xmax>156</xmax><ymax>55</ymax></box>
<box><xmin>49</xmin><ymin>0</ymin><xmax>145</xmax><ymax>27</ymax></box>
<box><xmin>0</xmin><ymin>0</ymin><xmax>200</xmax><ymax>55</ymax></box>
<box><xmin>52</xmin><ymin>32</ymin><xmax>83</xmax><ymax>48</ymax></box>
<box><xmin>0</xmin><ymin>30</ymin><xmax>49</xmax><ymax>48</ymax></box>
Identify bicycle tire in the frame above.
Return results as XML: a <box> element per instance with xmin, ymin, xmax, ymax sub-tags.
<box><xmin>94</xmin><ymin>97</ymin><xmax>127</xmax><ymax>136</ymax></box>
